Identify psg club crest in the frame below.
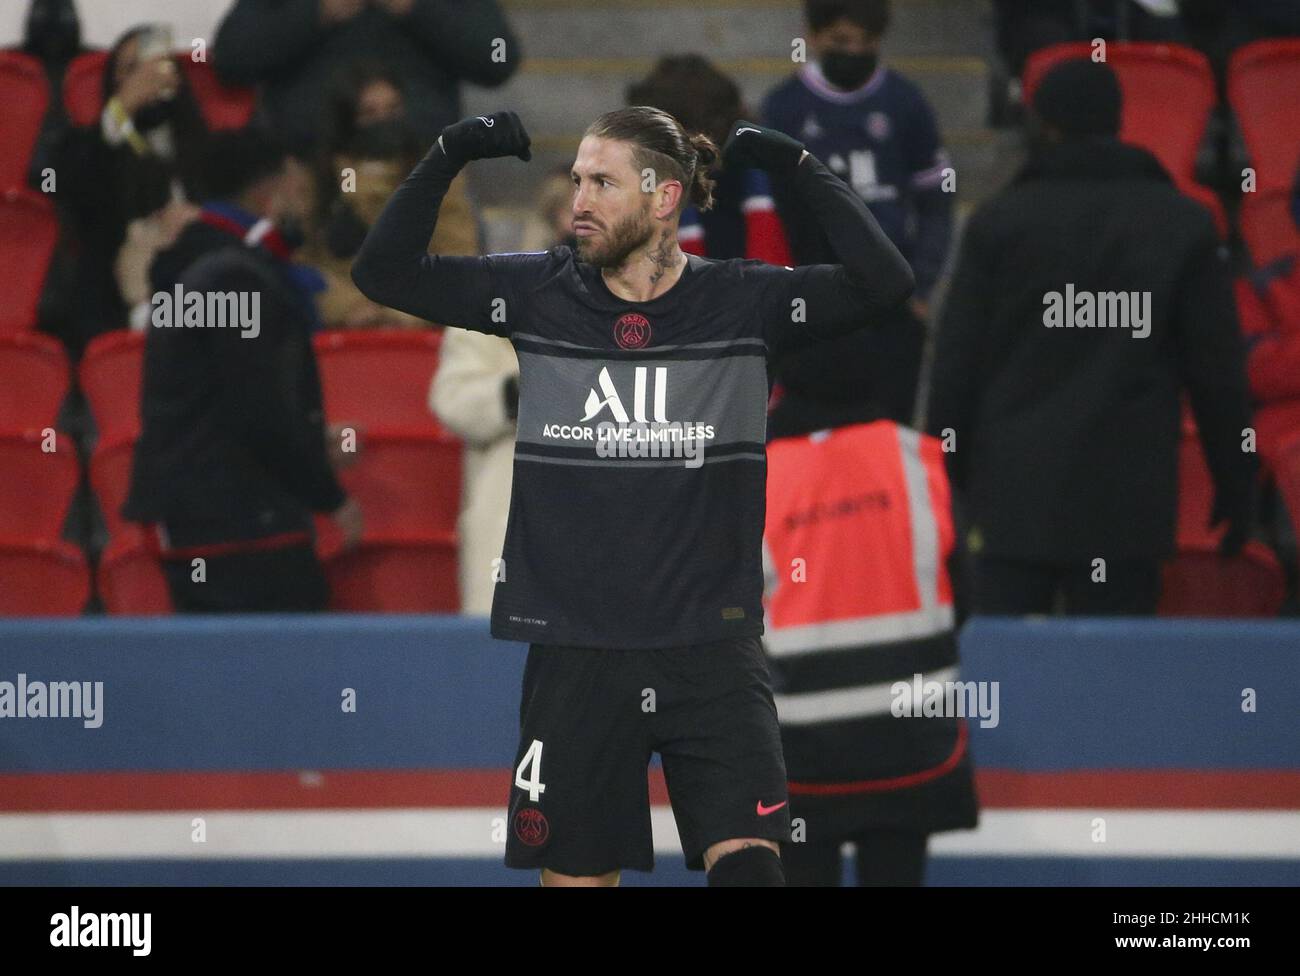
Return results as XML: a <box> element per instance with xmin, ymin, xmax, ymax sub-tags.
<box><xmin>513</xmin><ymin>808</ymin><xmax>550</xmax><ymax>846</ymax></box>
<box><xmin>867</xmin><ymin>111</ymin><xmax>891</xmax><ymax>140</ymax></box>
<box><xmin>613</xmin><ymin>313</ymin><xmax>652</xmax><ymax>350</ymax></box>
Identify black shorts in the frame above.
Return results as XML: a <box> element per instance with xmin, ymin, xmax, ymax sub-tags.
<box><xmin>504</xmin><ymin>636</ymin><xmax>791</xmax><ymax>876</ymax></box>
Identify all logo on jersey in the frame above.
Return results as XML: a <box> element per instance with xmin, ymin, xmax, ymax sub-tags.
<box><xmin>613</xmin><ymin>312</ymin><xmax>651</xmax><ymax>349</ymax></box>
<box><xmin>539</xmin><ymin>365</ymin><xmax>715</xmax><ymax>467</ymax></box>
<box><xmin>582</xmin><ymin>366</ymin><xmax>666</xmax><ymax>423</ymax></box>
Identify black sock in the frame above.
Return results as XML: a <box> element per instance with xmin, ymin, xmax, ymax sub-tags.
<box><xmin>706</xmin><ymin>846</ymin><xmax>786</xmax><ymax>886</ymax></box>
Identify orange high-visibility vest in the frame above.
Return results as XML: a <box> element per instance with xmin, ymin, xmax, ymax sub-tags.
<box><xmin>764</xmin><ymin>421</ymin><xmax>955</xmax><ymax>648</ymax></box>
<box><xmin>763</xmin><ymin>420</ymin><xmax>973</xmax><ymax>804</ymax></box>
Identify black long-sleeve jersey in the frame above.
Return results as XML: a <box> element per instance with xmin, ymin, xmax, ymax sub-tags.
<box><xmin>353</xmin><ymin>141</ymin><xmax>913</xmax><ymax>649</ymax></box>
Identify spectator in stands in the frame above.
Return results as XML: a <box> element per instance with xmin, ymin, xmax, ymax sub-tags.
<box><xmin>213</xmin><ymin>0</ymin><xmax>521</xmax><ymax>157</ymax></box>
<box><xmin>306</xmin><ymin>62</ymin><xmax>481</xmax><ymax>328</ymax></box>
<box><xmin>927</xmin><ymin>58</ymin><xmax>1257</xmax><ymax>615</ymax></box>
<box><xmin>49</xmin><ymin>24</ymin><xmax>209</xmax><ymax>355</ymax></box>
<box><xmin>17</xmin><ymin>0</ymin><xmax>84</xmax><ymax>181</ymax></box>
<box><xmin>760</xmin><ymin>0</ymin><xmax>949</xmax><ymax>424</ymax></box>
<box><xmin>764</xmin><ymin>390</ymin><xmax>979</xmax><ymax>886</ymax></box>
<box><xmin>123</xmin><ymin>127</ymin><xmax>361</xmax><ymax>612</ymax></box>
<box><xmin>429</xmin><ymin>329</ymin><xmax>519</xmax><ymax>615</ymax></box>
<box><xmin>626</xmin><ymin>55</ymin><xmax>793</xmax><ymax>264</ymax></box>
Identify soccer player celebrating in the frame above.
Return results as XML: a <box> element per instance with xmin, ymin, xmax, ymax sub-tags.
<box><xmin>353</xmin><ymin>108</ymin><xmax>913</xmax><ymax>886</ymax></box>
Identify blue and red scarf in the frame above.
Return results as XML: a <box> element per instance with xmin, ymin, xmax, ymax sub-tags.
<box><xmin>198</xmin><ymin>201</ymin><xmax>327</xmax><ymax>332</ymax></box>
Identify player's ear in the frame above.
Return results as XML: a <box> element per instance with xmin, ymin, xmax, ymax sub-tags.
<box><xmin>657</xmin><ymin>179</ymin><xmax>684</xmax><ymax>220</ymax></box>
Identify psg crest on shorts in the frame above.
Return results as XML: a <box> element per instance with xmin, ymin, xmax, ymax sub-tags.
<box><xmin>613</xmin><ymin>313</ymin><xmax>652</xmax><ymax>350</ymax></box>
<box><xmin>513</xmin><ymin>808</ymin><xmax>550</xmax><ymax>846</ymax></box>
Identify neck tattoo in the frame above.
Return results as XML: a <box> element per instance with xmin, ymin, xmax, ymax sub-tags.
<box><xmin>647</xmin><ymin>232</ymin><xmax>681</xmax><ymax>288</ymax></box>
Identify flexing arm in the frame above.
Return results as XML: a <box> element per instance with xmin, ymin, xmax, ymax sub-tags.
<box><xmin>724</xmin><ymin>122</ymin><xmax>914</xmax><ymax>355</ymax></box>
<box><xmin>351</xmin><ymin>112</ymin><xmax>534</xmax><ymax>334</ymax></box>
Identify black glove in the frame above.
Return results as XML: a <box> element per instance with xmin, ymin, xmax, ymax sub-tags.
<box><xmin>437</xmin><ymin>111</ymin><xmax>532</xmax><ymax>168</ymax></box>
<box><xmin>721</xmin><ymin>119</ymin><xmax>806</xmax><ymax>178</ymax></box>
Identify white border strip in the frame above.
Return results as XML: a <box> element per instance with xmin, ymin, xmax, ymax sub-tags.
<box><xmin>1</xmin><ymin>810</ymin><xmax>1297</xmax><ymax>861</ymax></box>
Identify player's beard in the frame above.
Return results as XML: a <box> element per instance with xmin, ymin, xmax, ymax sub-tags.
<box><xmin>576</xmin><ymin>198</ymin><xmax>654</xmax><ymax>270</ymax></box>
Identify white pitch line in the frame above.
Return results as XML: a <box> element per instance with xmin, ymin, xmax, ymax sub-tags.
<box><xmin>0</xmin><ymin>809</ymin><xmax>1296</xmax><ymax>861</ymax></box>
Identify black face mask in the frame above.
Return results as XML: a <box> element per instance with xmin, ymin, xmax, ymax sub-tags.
<box><xmin>134</xmin><ymin>98</ymin><xmax>175</xmax><ymax>133</ymax></box>
<box><xmin>820</xmin><ymin>49</ymin><xmax>877</xmax><ymax>91</ymax></box>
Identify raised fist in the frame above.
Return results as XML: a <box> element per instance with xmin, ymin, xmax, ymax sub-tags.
<box><xmin>721</xmin><ymin>120</ymin><xmax>806</xmax><ymax>178</ymax></box>
<box><xmin>437</xmin><ymin>111</ymin><xmax>532</xmax><ymax>168</ymax></box>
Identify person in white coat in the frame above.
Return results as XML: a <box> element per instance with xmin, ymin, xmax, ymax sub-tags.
<box><xmin>429</xmin><ymin>326</ymin><xmax>519</xmax><ymax>615</ymax></box>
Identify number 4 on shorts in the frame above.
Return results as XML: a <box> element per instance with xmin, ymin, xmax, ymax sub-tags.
<box><xmin>515</xmin><ymin>739</ymin><xmax>546</xmax><ymax>802</ymax></box>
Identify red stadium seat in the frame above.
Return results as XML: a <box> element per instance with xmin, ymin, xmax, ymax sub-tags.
<box><xmin>1023</xmin><ymin>43</ymin><xmax>1227</xmax><ymax>236</ymax></box>
<box><xmin>0</xmin><ymin>52</ymin><xmax>50</xmax><ymax>189</ymax></box>
<box><xmin>80</xmin><ymin>329</ymin><xmax>144</xmax><ymax>443</ymax></box>
<box><xmin>1229</xmin><ymin>40</ymin><xmax>1300</xmax><ymax>195</ymax></box>
<box><xmin>0</xmin><ymin>428</ymin><xmax>78</xmax><ymax>542</ymax></box>
<box><xmin>0</xmin><ymin>188</ymin><xmax>59</xmax><ymax>334</ymax></box>
<box><xmin>89</xmin><ymin>435</ymin><xmax>137</xmax><ymax>540</ymax></box>
<box><xmin>314</xmin><ymin>329</ymin><xmax>444</xmax><ymax>430</ymax></box>
<box><xmin>1159</xmin><ymin>541</ymin><xmax>1285</xmax><ymax>617</ymax></box>
<box><xmin>98</xmin><ymin>533</ymin><xmax>172</xmax><ymax>615</ymax></box>
<box><xmin>0</xmin><ymin>332</ymin><xmax>70</xmax><ymax>428</ymax></box>
<box><xmin>1240</xmin><ymin>188</ymin><xmax>1300</xmax><ymax>268</ymax></box>
<box><xmin>62</xmin><ymin>50</ymin><xmax>107</xmax><ymax>128</ymax></box>
<box><xmin>324</xmin><ymin>533</ymin><xmax>459</xmax><ymax>612</ymax></box>
<box><xmin>329</xmin><ymin>427</ymin><xmax>462</xmax><ymax>538</ymax></box>
<box><xmin>0</xmin><ymin>538</ymin><xmax>89</xmax><ymax>616</ymax></box>
<box><xmin>65</xmin><ymin>51</ymin><xmax>255</xmax><ymax>132</ymax></box>
<box><xmin>179</xmin><ymin>58</ymin><xmax>255</xmax><ymax>130</ymax></box>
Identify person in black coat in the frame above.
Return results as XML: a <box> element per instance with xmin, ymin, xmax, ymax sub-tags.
<box><xmin>123</xmin><ymin>127</ymin><xmax>362</xmax><ymax>612</ymax></box>
<box><xmin>926</xmin><ymin>58</ymin><xmax>1257</xmax><ymax>615</ymax></box>
<box><xmin>213</xmin><ymin>0</ymin><xmax>520</xmax><ymax>156</ymax></box>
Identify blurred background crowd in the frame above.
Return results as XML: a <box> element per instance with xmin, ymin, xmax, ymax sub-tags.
<box><xmin>1</xmin><ymin>0</ymin><xmax>1299</xmax><ymax>621</ymax></box>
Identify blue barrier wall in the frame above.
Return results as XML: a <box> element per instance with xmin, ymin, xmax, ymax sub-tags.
<box><xmin>1</xmin><ymin>615</ymin><xmax>1297</xmax><ymax>885</ymax></box>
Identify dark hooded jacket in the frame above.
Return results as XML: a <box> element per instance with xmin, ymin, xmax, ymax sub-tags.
<box><xmin>926</xmin><ymin>137</ymin><xmax>1255</xmax><ymax>560</ymax></box>
<box><xmin>123</xmin><ymin>214</ymin><xmax>345</xmax><ymax>543</ymax></box>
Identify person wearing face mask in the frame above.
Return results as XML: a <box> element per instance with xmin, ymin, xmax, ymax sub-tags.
<box><xmin>760</xmin><ymin>0</ymin><xmax>951</xmax><ymax>430</ymax></box>
<box><xmin>48</xmin><ymin>24</ymin><xmax>210</xmax><ymax>356</ymax></box>
<box><xmin>123</xmin><ymin>126</ymin><xmax>362</xmax><ymax>613</ymax></box>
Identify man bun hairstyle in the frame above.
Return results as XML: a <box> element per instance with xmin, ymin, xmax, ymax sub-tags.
<box><xmin>585</xmin><ymin>105</ymin><xmax>718</xmax><ymax>214</ymax></box>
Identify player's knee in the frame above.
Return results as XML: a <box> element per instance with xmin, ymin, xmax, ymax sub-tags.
<box><xmin>705</xmin><ymin>841</ymin><xmax>785</xmax><ymax>887</ymax></box>
<box><xmin>540</xmin><ymin>868</ymin><xmax>620</xmax><ymax>887</ymax></box>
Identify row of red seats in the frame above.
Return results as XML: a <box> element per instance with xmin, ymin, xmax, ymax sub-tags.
<box><xmin>0</xmin><ymin>329</ymin><xmax>464</xmax><ymax>616</ymax></box>
<box><xmin>0</xmin><ymin>49</ymin><xmax>255</xmax><ymax>190</ymax></box>
<box><xmin>1023</xmin><ymin>39</ymin><xmax>1300</xmax><ymax>263</ymax></box>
